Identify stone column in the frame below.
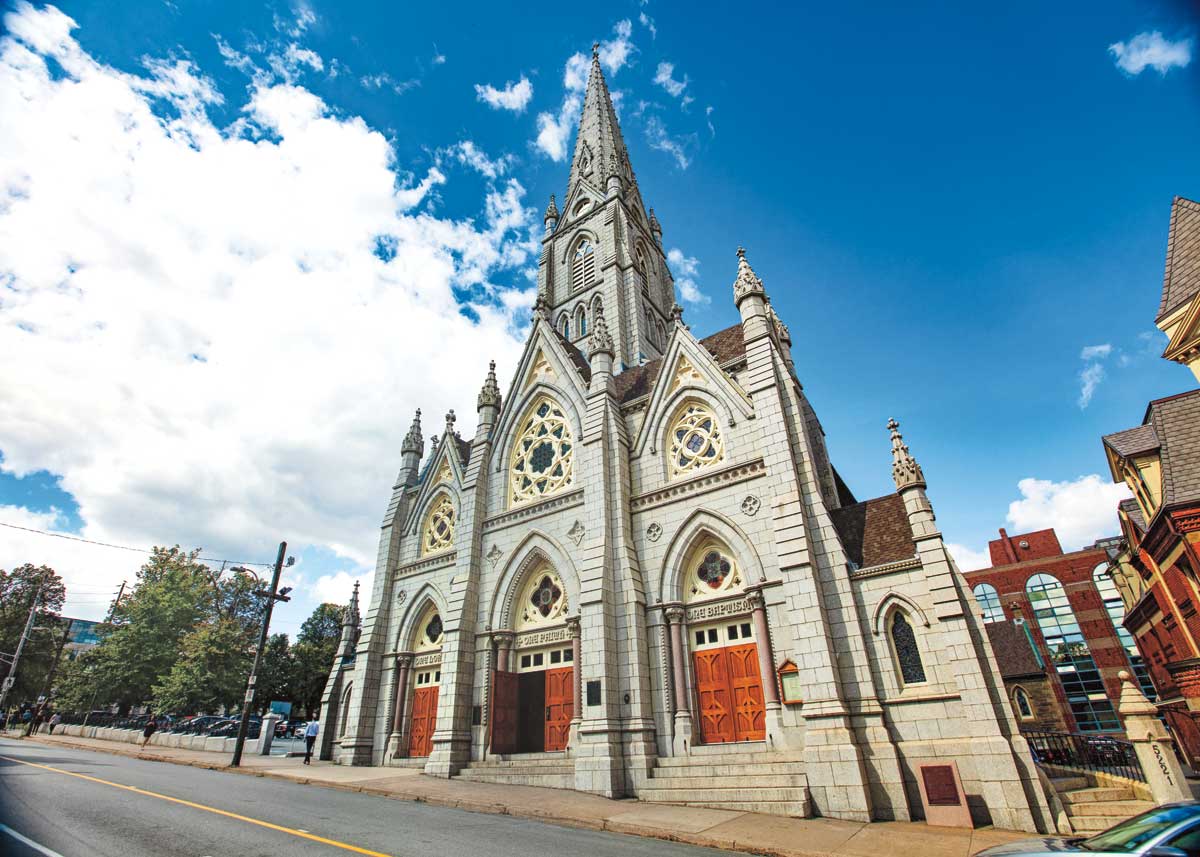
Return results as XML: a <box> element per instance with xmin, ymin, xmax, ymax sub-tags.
<box><xmin>494</xmin><ymin>631</ymin><xmax>514</xmax><ymax>672</ymax></box>
<box><xmin>388</xmin><ymin>654</ymin><xmax>412</xmax><ymax>759</ymax></box>
<box><xmin>1118</xmin><ymin>669</ymin><xmax>1191</xmax><ymax>803</ymax></box>
<box><xmin>665</xmin><ymin>605</ymin><xmax>693</xmax><ymax>755</ymax></box>
<box><xmin>567</xmin><ymin>616</ymin><xmax>582</xmax><ymax>751</ymax></box>
<box><xmin>748</xmin><ymin>588</ymin><xmax>786</xmax><ymax>749</ymax></box>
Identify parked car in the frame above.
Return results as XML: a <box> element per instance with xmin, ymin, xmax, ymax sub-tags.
<box><xmin>974</xmin><ymin>802</ymin><xmax>1200</xmax><ymax>856</ymax></box>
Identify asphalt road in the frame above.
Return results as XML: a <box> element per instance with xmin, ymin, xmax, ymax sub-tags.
<box><xmin>0</xmin><ymin>739</ymin><xmax>732</xmax><ymax>857</ymax></box>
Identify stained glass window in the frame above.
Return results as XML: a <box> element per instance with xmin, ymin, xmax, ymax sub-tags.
<box><xmin>510</xmin><ymin>398</ymin><xmax>574</xmax><ymax>506</ymax></box>
<box><xmin>1014</xmin><ymin>687</ymin><xmax>1033</xmax><ymax>719</ymax></box>
<box><xmin>891</xmin><ymin>611</ymin><xmax>927</xmax><ymax>685</ymax></box>
<box><xmin>425</xmin><ymin>614</ymin><xmax>443</xmax><ymax>645</ymax></box>
<box><xmin>421</xmin><ymin>495</ymin><xmax>455</xmax><ymax>555</ymax></box>
<box><xmin>668</xmin><ymin>402</ymin><xmax>725</xmax><ymax>478</ymax></box>
<box><xmin>515</xmin><ymin>564</ymin><xmax>568</xmax><ymax>630</ymax></box>
<box><xmin>972</xmin><ymin>583</ymin><xmax>1005</xmax><ymax>624</ymax></box>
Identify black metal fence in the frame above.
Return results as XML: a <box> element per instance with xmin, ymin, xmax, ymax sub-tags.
<box><xmin>1025</xmin><ymin>729</ymin><xmax>1145</xmax><ymax>783</ymax></box>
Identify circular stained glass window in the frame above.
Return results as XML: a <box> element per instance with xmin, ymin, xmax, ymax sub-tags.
<box><xmin>530</xmin><ymin>575</ymin><xmax>563</xmax><ymax>617</ymax></box>
<box><xmin>698</xmin><ymin>551</ymin><xmax>731</xmax><ymax>588</ymax></box>
<box><xmin>510</xmin><ymin>398</ymin><xmax>574</xmax><ymax>505</ymax></box>
<box><xmin>425</xmin><ymin>614</ymin><xmax>443</xmax><ymax>644</ymax></box>
<box><xmin>669</xmin><ymin>404</ymin><xmax>724</xmax><ymax>478</ymax></box>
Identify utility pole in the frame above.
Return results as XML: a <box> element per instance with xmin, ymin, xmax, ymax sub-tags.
<box><xmin>0</xmin><ymin>585</ymin><xmax>42</xmax><ymax>716</ymax></box>
<box><xmin>82</xmin><ymin>581</ymin><xmax>126</xmax><ymax>730</ymax></box>
<box><xmin>26</xmin><ymin>618</ymin><xmax>73</xmax><ymax>736</ymax></box>
<box><xmin>231</xmin><ymin>542</ymin><xmax>291</xmax><ymax>767</ymax></box>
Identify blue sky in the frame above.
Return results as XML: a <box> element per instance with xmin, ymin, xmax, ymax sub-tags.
<box><xmin>0</xmin><ymin>0</ymin><xmax>1197</xmax><ymax>632</ymax></box>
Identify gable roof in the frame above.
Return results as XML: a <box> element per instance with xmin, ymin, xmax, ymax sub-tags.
<box><xmin>1158</xmin><ymin>196</ymin><xmax>1200</xmax><ymax>323</ymax></box>
<box><xmin>984</xmin><ymin>621</ymin><xmax>1044</xmax><ymax>678</ymax></box>
<box><xmin>551</xmin><ymin>329</ymin><xmax>592</xmax><ymax>383</ymax></box>
<box><xmin>1103</xmin><ymin>423</ymin><xmax>1161</xmax><ymax>459</ymax></box>
<box><xmin>614</xmin><ymin>322</ymin><xmax>747</xmax><ymax>405</ymax></box>
<box><xmin>829</xmin><ymin>492</ymin><xmax>916</xmax><ymax>569</ymax></box>
<box><xmin>1119</xmin><ymin>498</ymin><xmax>1147</xmax><ymax>535</ymax></box>
<box><xmin>1150</xmin><ymin>388</ymin><xmax>1200</xmax><ymax>505</ymax></box>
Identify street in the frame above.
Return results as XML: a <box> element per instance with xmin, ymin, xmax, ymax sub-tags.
<box><xmin>0</xmin><ymin>739</ymin><xmax>732</xmax><ymax>857</ymax></box>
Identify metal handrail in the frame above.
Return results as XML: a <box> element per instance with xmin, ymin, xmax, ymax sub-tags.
<box><xmin>1025</xmin><ymin>729</ymin><xmax>1145</xmax><ymax>783</ymax></box>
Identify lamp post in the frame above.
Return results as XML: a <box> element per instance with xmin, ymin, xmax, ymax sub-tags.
<box><xmin>230</xmin><ymin>541</ymin><xmax>293</xmax><ymax>767</ymax></box>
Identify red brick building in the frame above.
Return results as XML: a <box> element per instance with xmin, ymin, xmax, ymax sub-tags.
<box><xmin>966</xmin><ymin>528</ymin><xmax>1155</xmax><ymax>735</ymax></box>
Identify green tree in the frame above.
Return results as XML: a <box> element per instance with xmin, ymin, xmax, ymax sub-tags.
<box><xmin>253</xmin><ymin>633</ymin><xmax>294</xmax><ymax>715</ymax></box>
<box><xmin>291</xmin><ymin>603</ymin><xmax>344</xmax><ymax>718</ymax></box>
<box><xmin>0</xmin><ymin>564</ymin><xmax>67</xmax><ymax>705</ymax></box>
<box><xmin>152</xmin><ymin>618</ymin><xmax>253</xmax><ymax>714</ymax></box>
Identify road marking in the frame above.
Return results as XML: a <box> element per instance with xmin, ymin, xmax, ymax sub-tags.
<box><xmin>0</xmin><ymin>755</ymin><xmax>394</xmax><ymax>857</ymax></box>
<box><xmin>0</xmin><ymin>823</ymin><xmax>68</xmax><ymax>857</ymax></box>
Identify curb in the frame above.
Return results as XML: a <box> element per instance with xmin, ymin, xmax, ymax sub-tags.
<box><xmin>16</xmin><ymin>735</ymin><xmax>816</xmax><ymax>857</ymax></box>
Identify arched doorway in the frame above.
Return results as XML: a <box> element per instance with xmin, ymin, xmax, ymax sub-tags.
<box><xmin>491</xmin><ymin>562</ymin><xmax>575</xmax><ymax>754</ymax></box>
<box><xmin>683</xmin><ymin>540</ymin><xmax>765</xmax><ymax>745</ymax></box>
<box><xmin>406</xmin><ymin>603</ymin><xmax>443</xmax><ymax>757</ymax></box>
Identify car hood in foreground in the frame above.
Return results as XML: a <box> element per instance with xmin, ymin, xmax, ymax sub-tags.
<box><xmin>974</xmin><ymin>837</ymin><xmax>1080</xmax><ymax>856</ymax></box>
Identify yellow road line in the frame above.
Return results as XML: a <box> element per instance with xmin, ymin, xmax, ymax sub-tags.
<box><xmin>0</xmin><ymin>754</ymin><xmax>394</xmax><ymax>857</ymax></box>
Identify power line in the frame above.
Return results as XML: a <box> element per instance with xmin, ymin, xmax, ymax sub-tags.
<box><xmin>0</xmin><ymin>521</ymin><xmax>273</xmax><ymax>567</ymax></box>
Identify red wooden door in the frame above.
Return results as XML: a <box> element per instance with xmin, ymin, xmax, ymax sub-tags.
<box><xmin>490</xmin><ymin>671</ymin><xmax>518</xmax><ymax>754</ymax></box>
<box><xmin>726</xmin><ymin>642</ymin><xmax>766</xmax><ymax>742</ymax></box>
<box><xmin>692</xmin><ymin>648</ymin><xmax>735</xmax><ymax>744</ymax></box>
<box><xmin>544</xmin><ymin>667</ymin><xmax>573</xmax><ymax>752</ymax></box>
<box><xmin>408</xmin><ymin>686</ymin><xmax>438</xmax><ymax>757</ymax></box>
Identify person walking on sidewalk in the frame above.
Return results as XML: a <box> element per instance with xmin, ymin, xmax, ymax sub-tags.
<box><xmin>303</xmin><ymin>718</ymin><xmax>319</xmax><ymax>765</ymax></box>
<box><xmin>48</xmin><ymin>712</ymin><xmax>61</xmax><ymax>735</ymax></box>
<box><xmin>141</xmin><ymin>713</ymin><xmax>158</xmax><ymax>749</ymax></box>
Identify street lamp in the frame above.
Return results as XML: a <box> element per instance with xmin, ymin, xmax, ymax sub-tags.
<box><xmin>229</xmin><ymin>543</ymin><xmax>293</xmax><ymax>767</ymax></box>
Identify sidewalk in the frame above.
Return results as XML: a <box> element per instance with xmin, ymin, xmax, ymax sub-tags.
<box><xmin>17</xmin><ymin>732</ymin><xmax>1035</xmax><ymax>857</ymax></box>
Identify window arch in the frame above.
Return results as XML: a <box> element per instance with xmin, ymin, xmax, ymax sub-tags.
<box><xmin>515</xmin><ymin>563</ymin><xmax>569</xmax><ymax>631</ymax></box>
<box><xmin>636</xmin><ymin>245</ymin><xmax>649</xmax><ymax>294</ymax></box>
<box><xmin>340</xmin><ymin>684</ymin><xmax>353</xmax><ymax>736</ymax></box>
<box><xmin>575</xmin><ymin>306</ymin><xmax>587</xmax><ymax>338</ymax></box>
<box><xmin>1012</xmin><ymin>686</ymin><xmax>1035</xmax><ymax>720</ymax></box>
<box><xmin>890</xmin><ymin>610</ymin><xmax>927</xmax><ymax>686</ymax></box>
<box><xmin>420</xmin><ymin>494</ymin><xmax>455</xmax><ymax>555</ymax></box>
<box><xmin>509</xmin><ymin>397</ymin><xmax>574</xmax><ymax>506</ymax></box>
<box><xmin>682</xmin><ymin>538</ymin><xmax>744</xmax><ymax>604</ymax></box>
<box><xmin>559</xmin><ymin>314</ymin><xmax>570</xmax><ymax>339</ymax></box>
<box><xmin>1093</xmin><ymin>563</ymin><xmax>1157</xmax><ymax>701</ymax></box>
<box><xmin>972</xmin><ymin>583</ymin><xmax>1004</xmax><ymax>624</ymax></box>
<box><xmin>572</xmin><ymin>238</ymin><xmax>595</xmax><ymax>292</ymax></box>
<box><xmin>668</xmin><ymin>400</ymin><xmax>725</xmax><ymax>478</ymax></box>
<box><xmin>1026</xmin><ymin>572</ymin><xmax>1121</xmax><ymax>731</ymax></box>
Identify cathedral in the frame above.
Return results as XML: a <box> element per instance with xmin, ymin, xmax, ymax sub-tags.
<box><xmin>319</xmin><ymin>46</ymin><xmax>1051</xmax><ymax>832</ymax></box>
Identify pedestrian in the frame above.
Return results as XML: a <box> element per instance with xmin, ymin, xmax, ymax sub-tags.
<box><xmin>141</xmin><ymin>713</ymin><xmax>158</xmax><ymax>749</ymax></box>
<box><xmin>21</xmin><ymin>708</ymin><xmax>32</xmax><ymax>730</ymax></box>
<box><xmin>48</xmin><ymin>712</ymin><xmax>61</xmax><ymax>735</ymax></box>
<box><xmin>303</xmin><ymin>718</ymin><xmax>319</xmax><ymax>765</ymax></box>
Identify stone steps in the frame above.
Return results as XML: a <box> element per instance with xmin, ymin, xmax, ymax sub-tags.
<box><xmin>1051</xmin><ymin>776</ymin><xmax>1090</xmax><ymax>791</ymax></box>
<box><xmin>1066</xmin><ymin>800</ymin><xmax>1156</xmax><ymax>818</ymax></box>
<box><xmin>1046</xmin><ymin>770</ymin><xmax>1153</xmax><ymax>835</ymax></box>
<box><xmin>1061</xmin><ymin>787</ymin><xmax>1137</xmax><ymax>805</ymax></box>
<box><xmin>650</xmin><ymin>761</ymin><xmax>807</xmax><ymax>778</ymax></box>
<box><xmin>1068</xmin><ymin>815</ymin><xmax>1125</xmax><ymax>834</ymax></box>
<box><xmin>647</xmin><ymin>772</ymin><xmax>807</xmax><ymax>789</ymax></box>
<box><xmin>655</xmin><ymin>750</ymin><xmax>803</xmax><ymax>768</ymax></box>
<box><xmin>638</xmin><ymin>753</ymin><xmax>811</xmax><ymax>819</ymax></box>
<box><xmin>651</xmin><ymin>798</ymin><xmax>810</xmax><ymax>817</ymax></box>
<box><xmin>639</xmin><ymin>785</ymin><xmax>809</xmax><ymax>804</ymax></box>
<box><xmin>454</xmin><ymin>754</ymin><xmax>574</xmax><ymax>788</ymax></box>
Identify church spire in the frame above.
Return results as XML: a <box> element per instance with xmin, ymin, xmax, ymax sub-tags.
<box><xmin>566</xmin><ymin>43</ymin><xmax>635</xmax><ymax>197</ymax></box>
<box><xmin>887</xmin><ymin>418</ymin><xmax>926</xmax><ymax>491</ymax></box>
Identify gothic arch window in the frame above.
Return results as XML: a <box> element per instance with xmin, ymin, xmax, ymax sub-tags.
<box><xmin>340</xmin><ymin>684</ymin><xmax>353</xmax><ymax>736</ymax></box>
<box><xmin>668</xmin><ymin>400</ymin><xmax>725</xmax><ymax>479</ymax></box>
<box><xmin>682</xmin><ymin>538</ymin><xmax>744</xmax><ymax>604</ymax></box>
<box><xmin>412</xmin><ymin>602</ymin><xmax>444</xmax><ymax>651</ymax></box>
<box><xmin>421</xmin><ymin>494</ymin><xmax>455</xmax><ymax>555</ymax></box>
<box><xmin>575</xmin><ymin>305</ymin><xmax>587</xmax><ymax>338</ymax></box>
<box><xmin>1012</xmin><ymin>686</ymin><xmax>1035</xmax><ymax>720</ymax></box>
<box><xmin>889</xmin><ymin>610</ymin><xmax>927</xmax><ymax>686</ymax></box>
<box><xmin>635</xmin><ymin>245</ymin><xmax>649</xmax><ymax>294</ymax></box>
<box><xmin>971</xmin><ymin>583</ymin><xmax>1004</xmax><ymax>624</ymax></box>
<box><xmin>591</xmin><ymin>294</ymin><xmax>604</xmax><ymax>318</ymax></box>
<box><xmin>1026</xmin><ymin>572</ymin><xmax>1121</xmax><ymax>732</ymax></box>
<box><xmin>572</xmin><ymin>238</ymin><xmax>595</xmax><ymax>293</ymax></box>
<box><xmin>559</xmin><ymin>314</ymin><xmax>571</xmax><ymax>339</ymax></box>
<box><xmin>509</xmin><ymin>396</ymin><xmax>574</xmax><ymax>506</ymax></box>
<box><xmin>514</xmin><ymin>563</ymin><xmax>569</xmax><ymax>630</ymax></box>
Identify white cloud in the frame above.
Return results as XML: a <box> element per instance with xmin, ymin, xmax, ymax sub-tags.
<box><xmin>667</xmin><ymin>248</ymin><xmax>709</xmax><ymax>306</ymax></box>
<box><xmin>1080</xmin><ymin>343</ymin><xmax>1112</xmax><ymax>360</ymax></box>
<box><xmin>431</xmin><ymin>44</ymin><xmax>446</xmax><ymax>66</ymax></box>
<box><xmin>312</xmin><ymin>569</ymin><xmax>374</xmax><ymax>606</ymax></box>
<box><xmin>645</xmin><ymin>116</ymin><xmax>692</xmax><ymax>169</ymax></box>
<box><xmin>598</xmin><ymin>19</ymin><xmax>635</xmax><ymax>75</ymax></box>
<box><xmin>706</xmin><ymin>105</ymin><xmax>715</xmax><ymax>137</ymax></box>
<box><xmin>1077</xmin><ymin>342</ymin><xmax>1113</xmax><ymax>408</ymax></box>
<box><xmin>638</xmin><ymin>12</ymin><xmax>656</xmax><ymax>40</ymax></box>
<box><xmin>1109</xmin><ymin>31</ymin><xmax>1192</xmax><ymax>75</ymax></box>
<box><xmin>360</xmin><ymin>72</ymin><xmax>419</xmax><ymax>95</ymax></box>
<box><xmin>447</xmin><ymin>140</ymin><xmax>515</xmax><ymax>180</ymax></box>
<box><xmin>474</xmin><ymin>76</ymin><xmax>533</xmax><ymax>113</ymax></box>
<box><xmin>946</xmin><ymin>542</ymin><xmax>991</xmax><ymax>572</ymax></box>
<box><xmin>0</xmin><ymin>4</ymin><xmax>532</xmax><ymax>616</ymax></box>
<box><xmin>1006</xmin><ymin>475</ymin><xmax>1131</xmax><ymax>551</ymax></box>
<box><xmin>653</xmin><ymin>61</ymin><xmax>688</xmax><ymax>98</ymax></box>
<box><xmin>273</xmin><ymin>2</ymin><xmax>316</xmax><ymax>39</ymax></box>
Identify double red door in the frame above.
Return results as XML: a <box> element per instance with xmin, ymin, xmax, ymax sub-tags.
<box><xmin>490</xmin><ymin>666</ymin><xmax>573</xmax><ymax>754</ymax></box>
<box><xmin>408</xmin><ymin>686</ymin><xmax>438</xmax><ymax>757</ymax></box>
<box><xmin>692</xmin><ymin>642</ymin><xmax>765</xmax><ymax>744</ymax></box>
<box><xmin>544</xmin><ymin>667</ymin><xmax>573</xmax><ymax>752</ymax></box>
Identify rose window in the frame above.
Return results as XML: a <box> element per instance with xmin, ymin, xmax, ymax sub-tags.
<box><xmin>697</xmin><ymin>551</ymin><xmax>731</xmax><ymax>589</ymax></box>
<box><xmin>421</xmin><ymin>495</ymin><xmax>455</xmax><ymax>554</ymax></box>
<box><xmin>669</xmin><ymin>403</ymin><xmax>724</xmax><ymax>478</ymax></box>
<box><xmin>516</xmin><ymin>565</ymin><xmax>569</xmax><ymax>630</ymax></box>
<box><xmin>425</xmin><ymin>614</ymin><xmax>443</xmax><ymax>645</ymax></box>
<box><xmin>510</xmin><ymin>398</ymin><xmax>574</xmax><ymax>506</ymax></box>
<box><xmin>685</xmin><ymin>544</ymin><xmax>742</xmax><ymax>603</ymax></box>
<box><xmin>530</xmin><ymin>575</ymin><xmax>562</xmax><ymax>617</ymax></box>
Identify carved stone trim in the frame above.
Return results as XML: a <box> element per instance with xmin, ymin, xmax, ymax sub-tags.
<box><xmin>396</xmin><ymin>551</ymin><xmax>458</xmax><ymax>579</ymax></box>
<box><xmin>632</xmin><ymin>458</ymin><xmax>765</xmax><ymax>513</ymax></box>
<box><xmin>486</xmin><ymin>544</ymin><xmax>503</xmax><ymax>568</ymax></box>
<box><xmin>740</xmin><ymin>495</ymin><xmax>761</xmax><ymax>516</ymax></box>
<box><xmin>483</xmin><ymin>489</ymin><xmax>585</xmax><ymax>532</ymax></box>
<box><xmin>848</xmin><ymin>556</ymin><xmax>921</xmax><ymax>581</ymax></box>
<box><xmin>646</xmin><ymin>522</ymin><xmax>663</xmax><ymax>542</ymax></box>
<box><xmin>567</xmin><ymin>520</ymin><xmax>586</xmax><ymax>546</ymax></box>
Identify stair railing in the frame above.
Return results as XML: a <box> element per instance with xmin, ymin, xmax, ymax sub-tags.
<box><xmin>1024</xmin><ymin>729</ymin><xmax>1146</xmax><ymax>783</ymax></box>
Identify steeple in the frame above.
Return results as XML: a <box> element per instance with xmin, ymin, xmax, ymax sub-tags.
<box><xmin>887</xmin><ymin>418</ymin><xmax>926</xmax><ymax>491</ymax></box>
<box><xmin>567</xmin><ymin>44</ymin><xmax>636</xmax><ymax>198</ymax></box>
<box><xmin>396</xmin><ymin>409</ymin><xmax>424</xmax><ymax>488</ymax></box>
<box><xmin>338</xmin><ymin>581</ymin><xmax>360</xmax><ymax>660</ymax></box>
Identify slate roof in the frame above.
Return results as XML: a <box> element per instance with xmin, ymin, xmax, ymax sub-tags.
<box><xmin>454</xmin><ymin>436</ymin><xmax>472</xmax><ymax>468</ymax></box>
<box><xmin>552</xmin><ymin>330</ymin><xmax>592</xmax><ymax>384</ymax></box>
<box><xmin>1119</xmin><ymin>498</ymin><xmax>1147</xmax><ymax>535</ymax></box>
<box><xmin>614</xmin><ymin>323</ymin><xmax>747</xmax><ymax>405</ymax></box>
<box><xmin>1103</xmin><ymin>423</ymin><xmax>1160</xmax><ymax>459</ymax></box>
<box><xmin>1157</xmin><ymin>196</ymin><xmax>1200</xmax><ymax>323</ymax></box>
<box><xmin>829</xmin><ymin>493</ymin><xmax>916</xmax><ymax>569</ymax></box>
<box><xmin>1150</xmin><ymin>388</ymin><xmax>1200</xmax><ymax>505</ymax></box>
<box><xmin>985</xmin><ymin>621</ymin><xmax>1044</xmax><ymax>679</ymax></box>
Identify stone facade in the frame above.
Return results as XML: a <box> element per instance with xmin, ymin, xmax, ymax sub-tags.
<box><xmin>322</xmin><ymin>47</ymin><xmax>1052</xmax><ymax>832</ymax></box>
